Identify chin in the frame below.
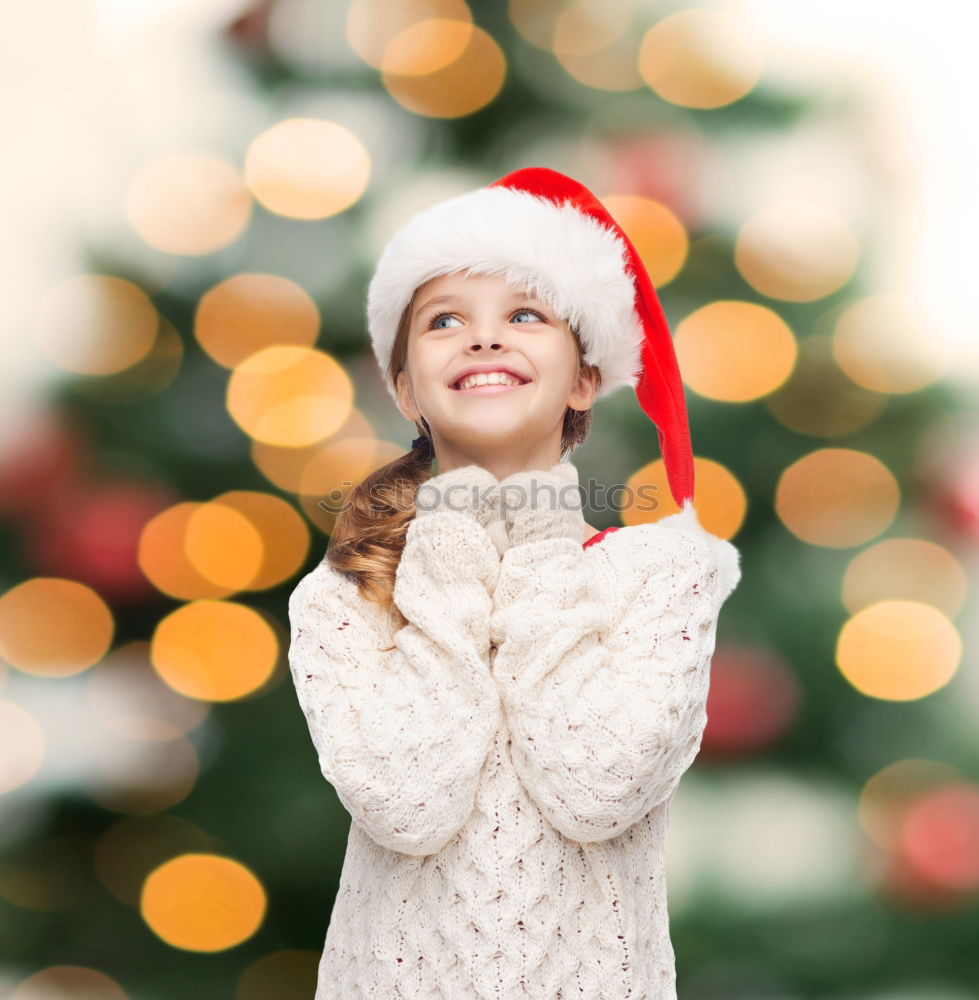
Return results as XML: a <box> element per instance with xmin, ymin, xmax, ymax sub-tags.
<box><xmin>443</xmin><ymin>427</ymin><xmax>525</xmax><ymax>453</ymax></box>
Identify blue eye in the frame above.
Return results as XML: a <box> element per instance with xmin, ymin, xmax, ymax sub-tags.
<box><xmin>429</xmin><ymin>310</ymin><xmax>460</xmax><ymax>330</ymax></box>
<box><xmin>513</xmin><ymin>308</ymin><xmax>545</xmax><ymax>323</ymax></box>
<box><xmin>426</xmin><ymin>307</ymin><xmax>546</xmax><ymax>330</ymax></box>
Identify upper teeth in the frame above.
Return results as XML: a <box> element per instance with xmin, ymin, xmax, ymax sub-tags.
<box><xmin>456</xmin><ymin>372</ymin><xmax>524</xmax><ymax>390</ymax></box>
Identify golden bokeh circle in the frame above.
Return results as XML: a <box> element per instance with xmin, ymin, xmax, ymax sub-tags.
<box><xmin>346</xmin><ymin>0</ymin><xmax>472</xmax><ymax>69</ymax></box>
<box><xmin>151</xmin><ymin>601</ymin><xmax>278</xmax><ymax>702</ymax></box>
<box><xmin>775</xmin><ymin>449</ymin><xmax>899</xmax><ymax>548</ymax></box>
<box><xmin>141</xmin><ymin>853</ymin><xmax>266</xmax><ymax>952</ymax></box>
<box><xmin>195</xmin><ymin>273</ymin><xmax>320</xmax><ymax>369</ymax></box>
<box><xmin>244</xmin><ymin>119</ymin><xmax>370</xmax><ymax>220</ymax></box>
<box><xmin>381</xmin><ymin>24</ymin><xmax>506</xmax><ymax>118</ymax></box>
<box><xmin>184</xmin><ymin>503</ymin><xmax>264</xmax><ymax>592</ymax></box>
<box><xmin>675</xmin><ymin>300</ymin><xmax>797</xmax><ymax>402</ymax></box>
<box><xmin>211</xmin><ymin>491</ymin><xmax>310</xmax><ymax>590</ymax></box>
<box><xmin>139</xmin><ymin>503</ymin><xmax>235</xmax><ymax>601</ymax></box>
<box><xmin>0</xmin><ymin>578</ymin><xmax>114</xmax><ymax>677</ymax></box>
<box><xmin>836</xmin><ymin>600</ymin><xmax>961</xmax><ymax>701</ymax></box>
<box><xmin>226</xmin><ymin>346</ymin><xmax>354</xmax><ymax>448</ymax></box>
<box><xmin>833</xmin><ymin>293</ymin><xmax>947</xmax><ymax>393</ymax></box>
<box><xmin>735</xmin><ymin>203</ymin><xmax>860</xmax><ymax>302</ymax></box>
<box><xmin>125</xmin><ymin>152</ymin><xmax>251</xmax><ymax>255</ymax></box>
<box><xmin>638</xmin><ymin>9</ymin><xmax>764</xmax><ymax>109</ymax></box>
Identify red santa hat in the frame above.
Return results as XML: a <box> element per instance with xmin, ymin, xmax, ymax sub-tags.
<box><xmin>366</xmin><ymin>165</ymin><xmax>695</xmax><ymax>511</ymax></box>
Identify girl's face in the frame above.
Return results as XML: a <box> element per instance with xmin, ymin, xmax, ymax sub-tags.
<box><xmin>395</xmin><ymin>269</ymin><xmax>598</xmax><ymax>474</ymax></box>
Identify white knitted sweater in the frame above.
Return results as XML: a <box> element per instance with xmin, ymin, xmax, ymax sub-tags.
<box><xmin>287</xmin><ymin>462</ymin><xmax>741</xmax><ymax>1000</ymax></box>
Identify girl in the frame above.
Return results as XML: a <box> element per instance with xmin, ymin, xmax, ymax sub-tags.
<box><xmin>287</xmin><ymin>166</ymin><xmax>741</xmax><ymax>1000</ymax></box>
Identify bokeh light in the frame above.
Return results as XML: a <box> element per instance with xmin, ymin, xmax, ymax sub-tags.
<box><xmin>775</xmin><ymin>449</ymin><xmax>899</xmax><ymax>547</ymax></box>
<box><xmin>0</xmin><ymin>578</ymin><xmax>114</xmax><ymax>677</ymax></box>
<box><xmin>125</xmin><ymin>152</ymin><xmax>252</xmax><ymax>255</ymax></box>
<box><xmin>12</xmin><ymin>966</ymin><xmax>128</xmax><ymax>999</ymax></box>
<box><xmin>94</xmin><ymin>815</ymin><xmax>217</xmax><ymax>907</ymax></box>
<box><xmin>380</xmin><ymin>23</ymin><xmax>507</xmax><ymax>118</ymax></box>
<box><xmin>207</xmin><ymin>491</ymin><xmax>310</xmax><ymax>590</ymax></box>
<box><xmin>0</xmin><ymin>700</ymin><xmax>45</xmax><ymax>794</ymax></box>
<box><xmin>674</xmin><ymin>301</ymin><xmax>797</xmax><ymax>402</ymax></box>
<box><xmin>381</xmin><ymin>18</ymin><xmax>474</xmax><ymax>75</ymax></box>
<box><xmin>185</xmin><ymin>502</ymin><xmax>264</xmax><ymax>592</ymax></box>
<box><xmin>195</xmin><ymin>273</ymin><xmax>320</xmax><ymax>369</ymax></box>
<box><xmin>140</xmin><ymin>853</ymin><xmax>266</xmax><ymax>952</ymax></box>
<box><xmin>139</xmin><ymin>503</ymin><xmax>237</xmax><ymax>601</ymax></box>
<box><xmin>734</xmin><ymin>202</ymin><xmax>860</xmax><ymax>302</ymax></box>
<box><xmin>638</xmin><ymin>9</ymin><xmax>764</xmax><ymax>109</ymax></box>
<box><xmin>899</xmin><ymin>783</ymin><xmax>979</xmax><ymax>891</ymax></box>
<box><xmin>836</xmin><ymin>599</ymin><xmax>961</xmax><ymax>701</ymax></box>
<box><xmin>298</xmin><ymin>439</ymin><xmax>408</xmax><ymax>534</ymax></box>
<box><xmin>842</xmin><ymin>538</ymin><xmax>967</xmax><ymax>618</ymax></box>
<box><xmin>69</xmin><ymin>318</ymin><xmax>185</xmax><ymax>405</ymax></box>
<box><xmin>244</xmin><ymin>119</ymin><xmax>370</xmax><ymax>220</ymax></box>
<box><xmin>346</xmin><ymin>0</ymin><xmax>472</xmax><ymax>69</ymax></box>
<box><xmin>226</xmin><ymin>345</ymin><xmax>355</xmax><ymax>447</ymax></box>
<box><xmin>701</xmin><ymin>645</ymin><xmax>800</xmax><ymax>755</ymax></box>
<box><xmin>552</xmin><ymin>0</ymin><xmax>645</xmax><ymax>91</ymax></box>
<box><xmin>508</xmin><ymin>0</ymin><xmax>562</xmax><ymax>50</ymax></box>
<box><xmin>150</xmin><ymin>601</ymin><xmax>278</xmax><ymax>702</ymax></box>
<box><xmin>84</xmin><ymin>731</ymin><xmax>201</xmax><ymax>816</ymax></box>
<box><xmin>669</xmin><ymin>773</ymin><xmax>865</xmax><ymax>907</ymax></box>
<box><xmin>249</xmin><ymin>407</ymin><xmax>376</xmax><ymax>493</ymax></box>
<box><xmin>832</xmin><ymin>293</ymin><xmax>948</xmax><ymax>393</ymax></box>
<box><xmin>33</xmin><ymin>275</ymin><xmax>158</xmax><ymax>376</ymax></box>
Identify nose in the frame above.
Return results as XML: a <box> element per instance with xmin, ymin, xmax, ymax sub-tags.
<box><xmin>466</xmin><ymin>321</ymin><xmax>509</xmax><ymax>353</ymax></box>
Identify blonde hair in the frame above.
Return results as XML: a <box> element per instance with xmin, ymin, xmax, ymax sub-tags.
<box><xmin>325</xmin><ymin>287</ymin><xmax>601</xmax><ymax>610</ymax></box>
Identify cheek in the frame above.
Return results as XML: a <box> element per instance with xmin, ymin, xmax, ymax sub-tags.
<box><xmin>531</xmin><ymin>345</ymin><xmax>578</xmax><ymax>391</ymax></box>
<box><xmin>406</xmin><ymin>341</ymin><xmax>451</xmax><ymax>393</ymax></box>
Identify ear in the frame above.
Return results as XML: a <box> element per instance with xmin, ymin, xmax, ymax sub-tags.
<box><xmin>568</xmin><ymin>363</ymin><xmax>600</xmax><ymax>412</ymax></box>
<box><xmin>395</xmin><ymin>368</ymin><xmax>421</xmax><ymax>422</ymax></box>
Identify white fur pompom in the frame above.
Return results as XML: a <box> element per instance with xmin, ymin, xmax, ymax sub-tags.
<box><xmin>656</xmin><ymin>499</ymin><xmax>742</xmax><ymax>600</ymax></box>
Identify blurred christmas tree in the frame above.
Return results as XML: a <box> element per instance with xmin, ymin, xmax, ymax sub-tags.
<box><xmin>0</xmin><ymin>2</ymin><xmax>976</xmax><ymax>999</ymax></box>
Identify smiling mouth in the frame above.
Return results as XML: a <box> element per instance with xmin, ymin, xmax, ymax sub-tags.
<box><xmin>451</xmin><ymin>371</ymin><xmax>532</xmax><ymax>393</ymax></box>
<box><xmin>451</xmin><ymin>381</ymin><xmax>529</xmax><ymax>395</ymax></box>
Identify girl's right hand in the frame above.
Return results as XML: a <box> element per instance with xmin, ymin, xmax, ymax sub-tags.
<box><xmin>414</xmin><ymin>464</ymin><xmax>508</xmax><ymax>556</ymax></box>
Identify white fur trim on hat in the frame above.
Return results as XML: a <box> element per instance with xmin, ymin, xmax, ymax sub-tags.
<box><xmin>366</xmin><ymin>184</ymin><xmax>644</xmax><ymax>404</ymax></box>
<box><xmin>657</xmin><ymin>498</ymin><xmax>743</xmax><ymax>601</ymax></box>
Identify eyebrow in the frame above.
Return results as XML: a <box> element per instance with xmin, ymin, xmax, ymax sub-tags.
<box><xmin>414</xmin><ymin>289</ymin><xmax>544</xmax><ymax>317</ymax></box>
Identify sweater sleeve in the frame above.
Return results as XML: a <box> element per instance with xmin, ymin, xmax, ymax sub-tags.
<box><xmin>287</xmin><ymin>509</ymin><xmax>503</xmax><ymax>856</ymax></box>
<box><xmin>488</xmin><ymin>513</ymin><xmax>740</xmax><ymax>844</ymax></box>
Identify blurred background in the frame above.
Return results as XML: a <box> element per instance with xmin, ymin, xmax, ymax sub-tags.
<box><xmin>1</xmin><ymin>0</ymin><xmax>978</xmax><ymax>997</ymax></box>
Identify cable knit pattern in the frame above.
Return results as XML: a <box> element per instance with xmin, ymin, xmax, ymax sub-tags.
<box><xmin>287</xmin><ymin>462</ymin><xmax>741</xmax><ymax>1000</ymax></box>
